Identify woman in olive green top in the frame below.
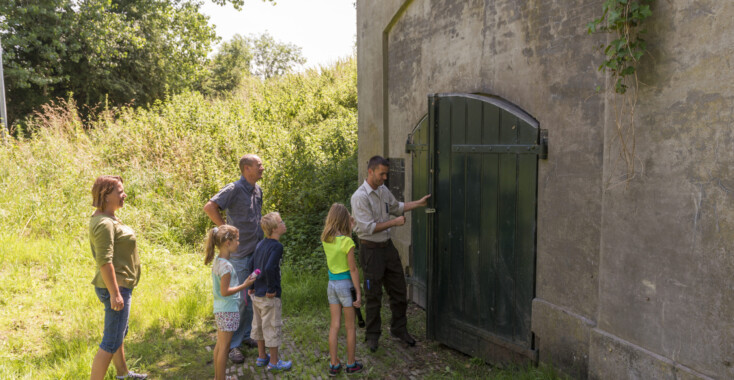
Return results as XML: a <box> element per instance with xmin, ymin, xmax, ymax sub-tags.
<box><xmin>89</xmin><ymin>176</ymin><xmax>146</xmax><ymax>380</ymax></box>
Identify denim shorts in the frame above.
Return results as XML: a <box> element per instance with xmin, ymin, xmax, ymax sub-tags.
<box><xmin>95</xmin><ymin>286</ymin><xmax>132</xmax><ymax>354</ymax></box>
<box><xmin>327</xmin><ymin>279</ymin><xmax>354</xmax><ymax>307</ymax></box>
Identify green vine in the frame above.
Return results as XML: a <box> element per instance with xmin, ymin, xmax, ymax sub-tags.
<box><xmin>588</xmin><ymin>0</ymin><xmax>652</xmax><ymax>94</ymax></box>
<box><xmin>588</xmin><ymin>0</ymin><xmax>652</xmax><ymax>187</ymax></box>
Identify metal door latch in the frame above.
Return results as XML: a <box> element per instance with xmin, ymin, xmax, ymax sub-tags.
<box><xmin>425</xmin><ymin>208</ymin><xmax>436</xmax><ymax>214</ymax></box>
<box><xmin>540</xmin><ymin>129</ymin><xmax>549</xmax><ymax>160</ymax></box>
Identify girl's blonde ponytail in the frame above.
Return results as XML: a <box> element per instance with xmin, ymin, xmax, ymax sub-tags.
<box><xmin>204</xmin><ymin>225</ymin><xmax>240</xmax><ymax>265</ymax></box>
<box><xmin>204</xmin><ymin>227</ymin><xmax>218</xmax><ymax>265</ymax></box>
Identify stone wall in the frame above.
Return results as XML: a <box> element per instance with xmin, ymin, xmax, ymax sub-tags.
<box><xmin>357</xmin><ymin>0</ymin><xmax>733</xmax><ymax>378</ymax></box>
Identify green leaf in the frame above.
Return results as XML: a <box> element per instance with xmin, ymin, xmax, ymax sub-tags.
<box><xmin>615</xmin><ymin>79</ymin><xmax>627</xmax><ymax>94</ymax></box>
<box><xmin>589</xmin><ymin>0</ymin><xmax>651</xmax><ymax>93</ymax></box>
<box><xmin>640</xmin><ymin>5</ymin><xmax>653</xmax><ymax>18</ymax></box>
<box><xmin>587</xmin><ymin>21</ymin><xmax>598</xmax><ymax>34</ymax></box>
<box><xmin>620</xmin><ymin>66</ymin><xmax>635</xmax><ymax>76</ymax></box>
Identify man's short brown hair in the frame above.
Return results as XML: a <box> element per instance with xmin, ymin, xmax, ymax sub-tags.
<box><xmin>239</xmin><ymin>154</ymin><xmax>260</xmax><ymax>174</ymax></box>
<box><xmin>367</xmin><ymin>155</ymin><xmax>389</xmax><ymax>171</ymax></box>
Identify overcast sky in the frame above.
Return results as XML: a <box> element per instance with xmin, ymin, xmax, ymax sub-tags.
<box><xmin>201</xmin><ymin>0</ymin><xmax>357</xmax><ymax>70</ymax></box>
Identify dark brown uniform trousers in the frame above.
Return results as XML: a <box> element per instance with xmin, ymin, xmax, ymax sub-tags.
<box><xmin>359</xmin><ymin>239</ymin><xmax>408</xmax><ymax>340</ymax></box>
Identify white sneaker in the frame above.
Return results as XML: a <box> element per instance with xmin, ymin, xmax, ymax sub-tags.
<box><xmin>116</xmin><ymin>371</ymin><xmax>148</xmax><ymax>379</ymax></box>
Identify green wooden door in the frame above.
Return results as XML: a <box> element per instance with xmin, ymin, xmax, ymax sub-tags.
<box><xmin>425</xmin><ymin>93</ymin><xmax>544</xmax><ymax>363</ymax></box>
<box><xmin>406</xmin><ymin>115</ymin><xmax>432</xmax><ymax>308</ymax></box>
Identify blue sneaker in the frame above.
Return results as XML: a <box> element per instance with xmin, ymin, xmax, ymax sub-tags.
<box><xmin>255</xmin><ymin>354</ymin><xmax>270</xmax><ymax>367</ymax></box>
<box><xmin>345</xmin><ymin>361</ymin><xmax>363</xmax><ymax>374</ymax></box>
<box><xmin>267</xmin><ymin>359</ymin><xmax>292</xmax><ymax>371</ymax></box>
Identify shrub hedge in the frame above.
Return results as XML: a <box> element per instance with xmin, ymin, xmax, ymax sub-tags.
<box><xmin>0</xmin><ymin>59</ymin><xmax>357</xmax><ymax>271</ymax></box>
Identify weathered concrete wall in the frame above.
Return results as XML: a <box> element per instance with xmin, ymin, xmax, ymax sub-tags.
<box><xmin>356</xmin><ymin>0</ymin><xmax>402</xmax><ymax>180</ymax></box>
<box><xmin>357</xmin><ymin>0</ymin><xmax>733</xmax><ymax>378</ymax></box>
<box><xmin>595</xmin><ymin>1</ymin><xmax>734</xmax><ymax>378</ymax></box>
<box><xmin>355</xmin><ymin>0</ymin><xmax>413</xmax><ymax>264</ymax></box>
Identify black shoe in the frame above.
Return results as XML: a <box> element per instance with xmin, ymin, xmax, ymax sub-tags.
<box><xmin>391</xmin><ymin>331</ymin><xmax>416</xmax><ymax>346</ymax></box>
<box><xmin>242</xmin><ymin>338</ymin><xmax>258</xmax><ymax>349</ymax></box>
<box><xmin>367</xmin><ymin>338</ymin><xmax>379</xmax><ymax>353</ymax></box>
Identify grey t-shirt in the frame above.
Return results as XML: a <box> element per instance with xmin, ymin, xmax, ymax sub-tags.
<box><xmin>210</xmin><ymin>176</ymin><xmax>264</xmax><ymax>258</ymax></box>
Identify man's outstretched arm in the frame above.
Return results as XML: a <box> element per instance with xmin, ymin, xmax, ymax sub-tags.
<box><xmin>403</xmin><ymin>194</ymin><xmax>431</xmax><ymax>212</ymax></box>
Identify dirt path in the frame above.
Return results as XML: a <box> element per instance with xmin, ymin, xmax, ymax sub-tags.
<box><xmin>217</xmin><ymin>303</ymin><xmax>489</xmax><ymax>379</ymax></box>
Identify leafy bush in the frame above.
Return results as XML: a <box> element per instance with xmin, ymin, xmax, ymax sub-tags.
<box><xmin>0</xmin><ymin>58</ymin><xmax>357</xmax><ymax>271</ymax></box>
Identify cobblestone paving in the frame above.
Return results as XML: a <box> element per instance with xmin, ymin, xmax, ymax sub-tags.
<box><xmin>213</xmin><ymin>303</ymin><xmax>475</xmax><ymax>379</ymax></box>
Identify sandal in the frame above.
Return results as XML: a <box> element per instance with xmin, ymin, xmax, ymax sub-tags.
<box><xmin>255</xmin><ymin>354</ymin><xmax>271</xmax><ymax>367</ymax></box>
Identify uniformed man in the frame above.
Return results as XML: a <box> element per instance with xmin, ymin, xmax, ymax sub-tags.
<box><xmin>350</xmin><ymin>155</ymin><xmax>430</xmax><ymax>352</ymax></box>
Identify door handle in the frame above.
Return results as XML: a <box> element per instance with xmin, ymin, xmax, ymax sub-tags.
<box><xmin>425</xmin><ymin>208</ymin><xmax>436</xmax><ymax>214</ymax></box>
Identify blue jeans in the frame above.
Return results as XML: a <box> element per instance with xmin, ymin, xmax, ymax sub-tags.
<box><xmin>229</xmin><ymin>255</ymin><xmax>253</xmax><ymax>349</ymax></box>
<box><xmin>95</xmin><ymin>286</ymin><xmax>132</xmax><ymax>354</ymax></box>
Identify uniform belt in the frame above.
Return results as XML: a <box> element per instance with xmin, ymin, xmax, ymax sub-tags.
<box><xmin>360</xmin><ymin>239</ymin><xmax>390</xmax><ymax>248</ymax></box>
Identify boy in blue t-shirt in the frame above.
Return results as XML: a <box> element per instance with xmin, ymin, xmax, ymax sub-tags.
<box><xmin>246</xmin><ymin>212</ymin><xmax>292</xmax><ymax>371</ymax></box>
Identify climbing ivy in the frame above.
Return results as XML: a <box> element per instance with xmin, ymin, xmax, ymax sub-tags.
<box><xmin>587</xmin><ymin>0</ymin><xmax>652</xmax><ymax>94</ymax></box>
<box><xmin>588</xmin><ymin>0</ymin><xmax>652</xmax><ymax>187</ymax></box>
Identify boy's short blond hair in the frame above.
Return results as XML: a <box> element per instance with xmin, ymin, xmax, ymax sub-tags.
<box><xmin>261</xmin><ymin>212</ymin><xmax>281</xmax><ymax>237</ymax></box>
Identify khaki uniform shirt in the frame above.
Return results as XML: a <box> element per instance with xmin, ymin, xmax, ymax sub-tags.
<box><xmin>351</xmin><ymin>180</ymin><xmax>404</xmax><ymax>242</ymax></box>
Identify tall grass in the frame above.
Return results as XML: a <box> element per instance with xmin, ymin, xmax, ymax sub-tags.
<box><xmin>0</xmin><ymin>60</ymin><xmax>357</xmax><ymax>379</ymax></box>
<box><xmin>0</xmin><ymin>233</ymin><xmax>211</xmax><ymax>379</ymax></box>
<box><xmin>0</xmin><ymin>59</ymin><xmax>357</xmax><ymax>259</ymax></box>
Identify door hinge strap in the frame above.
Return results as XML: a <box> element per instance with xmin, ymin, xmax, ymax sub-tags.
<box><xmin>406</xmin><ymin>143</ymin><xmax>429</xmax><ymax>152</ymax></box>
<box><xmin>452</xmin><ymin>144</ymin><xmax>542</xmax><ymax>154</ymax></box>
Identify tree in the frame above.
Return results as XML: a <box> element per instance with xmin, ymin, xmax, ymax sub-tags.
<box><xmin>0</xmin><ymin>0</ymin><xmax>81</xmax><ymax>124</ymax></box>
<box><xmin>250</xmin><ymin>32</ymin><xmax>306</xmax><ymax>79</ymax></box>
<box><xmin>0</xmin><ymin>0</ymin><xmax>263</xmax><ymax>126</ymax></box>
<box><xmin>201</xmin><ymin>32</ymin><xmax>306</xmax><ymax>95</ymax></box>
<box><xmin>211</xmin><ymin>0</ymin><xmax>274</xmax><ymax>11</ymax></box>
<box><xmin>65</xmin><ymin>0</ymin><xmax>146</xmax><ymax>109</ymax></box>
<box><xmin>201</xmin><ymin>34</ymin><xmax>253</xmax><ymax>95</ymax></box>
<box><xmin>104</xmin><ymin>0</ymin><xmax>218</xmax><ymax>106</ymax></box>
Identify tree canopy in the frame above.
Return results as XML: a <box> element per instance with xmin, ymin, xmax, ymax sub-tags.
<box><xmin>201</xmin><ymin>32</ymin><xmax>306</xmax><ymax>95</ymax></box>
<box><xmin>0</xmin><ymin>0</ymin><xmax>277</xmax><ymax>126</ymax></box>
<box><xmin>250</xmin><ymin>32</ymin><xmax>306</xmax><ymax>79</ymax></box>
<box><xmin>201</xmin><ymin>34</ymin><xmax>253</xmax><ymax>94</ymax></box>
